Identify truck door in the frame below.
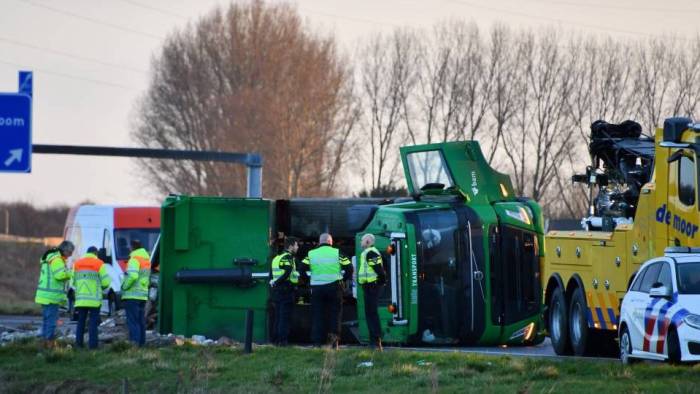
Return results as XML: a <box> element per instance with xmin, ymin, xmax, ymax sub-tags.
<box><xmin>667</xmin><ymin>149</ymin><xmax>699</xmax><ymax>247</ymax></box>
<box><xmin>415</xmin><ymin>209</ymin><xmax>461</xmax><ymax>344</ymax></box>
<box><xmin>491</xmin><ymin>225</ymin><xmax>541</xmax><ymax>331</ymax></box>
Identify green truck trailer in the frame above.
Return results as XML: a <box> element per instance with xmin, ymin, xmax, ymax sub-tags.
<box><xmin>157</xmin><ymin>140</ymin><xmax>546</xmax><ymax>346</ymax></box>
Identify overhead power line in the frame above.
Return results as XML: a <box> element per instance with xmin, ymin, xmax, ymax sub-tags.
<box><xmin>523</xmin><ymin>0</ymin><xmax>700</xmax><ymax>14</ymax></box>
<box><xmin>0</xmin><ymin>59</ymin><xmax>139</xmax><ymax>91</ymax></box>
<box><xmin>0</xmin><ymin>36</ymin><xmax>148</xmax><ymax>74</ymax></box>
<box><xmin>449</xmin><ymin>0</ymin><xmax>689</xmax><ymax>40</ymax></box>
<box><xmin>114</xmin><ymin>0</ymin><xmax>189</xmax><ymax>20</ymax></box>
<box><xmin>17</xmin><ymin>0</ymin><xmax>165</xmax><ymax>41</ymax></box>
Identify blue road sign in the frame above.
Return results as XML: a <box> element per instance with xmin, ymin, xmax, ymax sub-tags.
<box><xmin>0</xmin><ymin>71</ymin><xmax>32</xmax><ymax>173</ymax></box>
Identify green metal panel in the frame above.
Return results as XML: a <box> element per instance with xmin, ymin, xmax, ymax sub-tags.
<box><xmin>158</xmin><ymin>195</ymin><xmax>273</xmax><ymax>342</ymax></box>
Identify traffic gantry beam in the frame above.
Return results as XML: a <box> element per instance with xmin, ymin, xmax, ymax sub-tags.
<box><xmin>32</xmin><ymin>144</ymin><xmax>263</xmax><ymax>198</ymax></box>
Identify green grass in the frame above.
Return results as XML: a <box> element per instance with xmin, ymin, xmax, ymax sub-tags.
<box><xmin>0</xmin><ymin>300</ymin><xmax>41</xmax><ymax>316</ymax></box>
<box><xmin>1</xmin><ymin>341</ymin><xmax>700</xmax><ymax>393</ymax></box>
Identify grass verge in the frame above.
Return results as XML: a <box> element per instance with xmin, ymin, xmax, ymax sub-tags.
<box><xmin>1</xmin><ymin>340</ymin><xmax>699</xmax><ymax>393</ymax></box>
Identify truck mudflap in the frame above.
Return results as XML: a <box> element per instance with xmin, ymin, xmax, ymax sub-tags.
<box><xmin>586</xmin><ymin>289</ymin><xmax>621</xmax><ymax>331</ymax></box>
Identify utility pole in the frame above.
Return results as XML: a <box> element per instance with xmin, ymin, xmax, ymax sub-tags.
<box><xmin>4</xmin><ymin>208</ymin><xmax>8</xmax><ymax>234</ymax></box>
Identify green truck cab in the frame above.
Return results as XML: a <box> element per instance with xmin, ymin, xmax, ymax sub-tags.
<box><xmin>158</xmin><ymin>140</ymin><xmax>545</xmax><ymax>346</ymax></box>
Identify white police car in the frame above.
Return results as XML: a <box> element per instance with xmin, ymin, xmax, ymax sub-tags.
<box><xmin>619</xmin><ymin>247</ymin><xmax>700</xmax><ymax>364</ymax></box>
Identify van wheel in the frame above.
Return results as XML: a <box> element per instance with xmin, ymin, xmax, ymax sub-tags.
<box><xmin>569</xmin><ymin>287</ymin><xmax>593</xmax><ymax>356</ymax></box>
<box><xmin>549</xmin><ymin>287</ymin><xmax>571</xmax><ymax>355</ymax></box>
<box><xmin>667</xmin><ymin>328</ymin><xmax>681</xmax><ymax>364</ymax></box>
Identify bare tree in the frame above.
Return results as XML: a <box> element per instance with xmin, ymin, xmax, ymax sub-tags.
<box><xmin>359</xmin><ymin>30</ymin><xmax>417</xmax><ymax>191</ymax></box>
<box><xmin>632</xmin><ymin>38</ymin><xmax>677</xmax><ymax>132</ymax></box>
<box><xmin>133</xmin><ymin>1</ymin><xmax>356</xmax><ymax>199</ymax></box>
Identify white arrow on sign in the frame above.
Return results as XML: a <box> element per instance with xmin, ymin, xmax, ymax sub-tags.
<box><xmin>4</xmin><ymin>149</ymin><xmax>23</xmax><ymax>167</ymax></box>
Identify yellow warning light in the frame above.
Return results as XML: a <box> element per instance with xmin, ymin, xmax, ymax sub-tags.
<box><xmin>499</xmin><ymin>183</ymin><xmax>508</xmax><ymax>198</ymax></box>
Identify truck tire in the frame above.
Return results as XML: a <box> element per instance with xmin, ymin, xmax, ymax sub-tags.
<box><xmin>569</xmin><ymin>287</ymin><xmax>593</xmax><ymax>356</ymax></box>
<box><xmin>667</xmin><ymin>328</ymin><xmax>681</xmax><ymax>364</ymax></box>
<box><xmin>549</xmin><ymin>287</ymin><xmax>572</xmax><ymax>355</ymax></box>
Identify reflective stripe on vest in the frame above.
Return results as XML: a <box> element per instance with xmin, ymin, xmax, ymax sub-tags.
<box><xmin>272</xmin><ymin>252</ymin><xmax>298</xmax><ymax>284</ymax></box>
<box><xmin>308</xmin><ymin>246</ymin><xmax>342</xmax><ymax>286</ymax></box>
<box><xmin>359</xmin><ymin>246</ymin><xmax>380</xmax><ymax>284</ymax></box>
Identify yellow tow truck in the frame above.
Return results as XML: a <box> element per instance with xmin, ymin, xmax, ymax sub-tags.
<box><xmin>544</xmin><ymin>117</ymin><xmax>700</xmax><ymax>356</ymax></box>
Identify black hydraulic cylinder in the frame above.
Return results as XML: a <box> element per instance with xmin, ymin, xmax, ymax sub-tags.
<box><xmin>174</xmin><ymin>268</ymin><xmax>252</xmax><ymax>284</ymax></box>
<box><xmin>244</xmin><ymin>309</ymin><xmax>254</xmax><ymax>354</ymax></box>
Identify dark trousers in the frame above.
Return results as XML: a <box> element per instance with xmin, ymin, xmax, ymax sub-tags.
<box><xmin>311</xmin><ymin>282</ymin><xmax>343</xmax><ymax>346</ymax></box>
<box><xmin>76</xmin><ymin>307</ymin><xmax>100</xmax><ymax>349</ymax></box>
<box><xmin>272</xmin><ymin>285</ymin><xmax>294</xmax><ymax>345</ymax></box>
<box><xmin>362</xmin><ymin>283</ymin><xmax>383</xmax><ymax>344</ymax></box>
<box><xmin>124</xmin><ymin>299</ymin><xmax>146</xmax><ymax>346</ymax></box>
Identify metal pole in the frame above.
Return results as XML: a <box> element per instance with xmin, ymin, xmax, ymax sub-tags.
<box><xmin>246</xmin><ymin>154</ymin><xmax>263</xmax><ymax>198</ymax></box>
<box><xmin>244</xmin><ymin>309</ymin><xmax>254</xmax><ymax>353</ymax></box>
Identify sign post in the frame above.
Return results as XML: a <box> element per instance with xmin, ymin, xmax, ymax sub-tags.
<box><xmin>0</xmin><ymin>71</ymin><xmax>32</xmax><ymax>173</ymax></box>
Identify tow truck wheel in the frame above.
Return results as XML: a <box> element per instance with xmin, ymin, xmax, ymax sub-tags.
<box><xmin>667</xmin><ymin>328</ymin><xmax>681</xmax><ymax>364</ymax></box>
<box><xmin>569</xmin><ymin>287</ymin><xmax>593</xmax><ymax>356</ymax></box>
<box><xmin>549</xmin><ymin>287</ymin><xmax>572</xmax><ymax>355</ymax></box>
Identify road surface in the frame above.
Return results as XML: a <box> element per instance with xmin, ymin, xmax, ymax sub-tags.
<box><xmin>0</xmin><ymin>315</ymin><xmax>615</xmax><ymax>361</ymax></box>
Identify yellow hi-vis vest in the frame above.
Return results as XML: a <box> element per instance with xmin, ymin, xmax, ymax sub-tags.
<box><xmin>304</xmin><ymin>245</ymin><xmax>349</xmax><ymax>286</ymax></box>
<box><xmin>35</xmin><ymin>251</ymin><xmax>71</xmax><ymax>305</ymax></box>
<box><xmin>358</xmin><ymin>246</ymin><xmax>382</xmax><ymax>284</ymax></box>
<box><xmin>73</xmin><ymin>253</ymin><xmax>111</xmax><ymax>308</ymax></box>
<box><xmin>271</xmin><ymin>252</ymin><xmax>299</xmax><ymax>285</ymax></box>
<box><xmin>121</xmin><ymin>248</ymin><xmax>151</xmax><ymax>301</ymax></box>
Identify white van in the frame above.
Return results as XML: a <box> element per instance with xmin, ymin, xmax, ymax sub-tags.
<box><xmin>63</xmin><ymin>205</ymin><xmax>161</xmax><ymax>314</ymax></box>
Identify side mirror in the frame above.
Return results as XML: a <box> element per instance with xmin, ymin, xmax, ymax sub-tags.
<box><xmin>649</xmin><ymin>284</ymin><xmax>672</xmax><ymax>298</ymax></box>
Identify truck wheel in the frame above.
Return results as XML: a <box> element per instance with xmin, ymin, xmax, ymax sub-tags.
<box><xmin>667</xmin><ymin>328</ymin><xmax>681</xmax><ymax>364</ymax></box>
<box><xmin>549</xmin><ymin>287</ymin><xmax>571</xmax><ymax>355</ymax></box>
<box><xmin>569</xmin><ymin>287</ymin><xmax>593</xmax><ymax>356</ymax></box>
<box><xmin>619</xmin><ymin>326</ymin><xmax>636</xmax><ymax>365</ymax></box>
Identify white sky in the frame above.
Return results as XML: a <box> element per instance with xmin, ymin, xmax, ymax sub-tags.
<box><xmin>0</xmin><ymin>0</ymin><xmax>698</xmax><ymax>207</ymax></box>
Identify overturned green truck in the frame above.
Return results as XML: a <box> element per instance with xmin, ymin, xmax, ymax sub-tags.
<box><xmin>157</xmin><ymin>141</ymin><xmax>546</xmax><ymax>346</ymax></box>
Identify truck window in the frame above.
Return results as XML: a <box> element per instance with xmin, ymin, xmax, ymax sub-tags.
<box><xmin>114</xmin><ymin>229</ymin><xmax>160</xmax><ymax>260</ymax></box>
<box><xmin>678</xmin><ymin>155</ymin><xmax>696</xmax><ymax>206</ymax></box>
<box><xmin>406</xmin><ymin>150</ymin><xmax>454</xmax><ymax>191</ymax></box>
<box><xmin>639</xmin><ymin>262</ymin><xmax>662</xmax><ymax>293</ymax></box>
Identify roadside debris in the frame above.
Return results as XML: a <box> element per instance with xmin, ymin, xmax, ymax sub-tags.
<box><xmin>0</xmin><ymin>311</ymin><xmax>235</xmax><ymax>349</ymax></box>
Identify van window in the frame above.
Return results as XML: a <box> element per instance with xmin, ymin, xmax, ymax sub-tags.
<box><xmin>102</xmin><ymin>229</ymin><xmax>112</xmax><ymax>258</ymax></box>
<box><xmin>114</xmin><ymin>229</ymin><xmax>160</xmax><ymax>260</ymax></box>
<box><xmin>678</xmin><ymin>155</ymin><xmax>696</xmax><ymax>206</ymax></box>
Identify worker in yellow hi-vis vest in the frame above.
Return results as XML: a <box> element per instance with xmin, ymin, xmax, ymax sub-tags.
<box><xmin>121</xmin><ymin>239</ymin><xmax>151</xmax><ymax>346</ymax></box>
<box><xmin>269</xmin><ymin>236</ymin><xmax>300</xmax><ymax>346</ymax></box>
<box><xmin>72</xmin><ymin>246</ymin><xmax>111</xmax><ymax>349</ymax></box>
<box><xmin>358</xmin><ymin>234</ymin><xmax>387</xmax><ymax>351</ymax></box>
<box><xmin>35</xmin><ymin>241</ymin><xmax>74</xmax><ymax>348</ymax></box>
<box><xmin>300</xmin><ymin>233</ymin><xmax>353</xmax><ymax>349</ymax></box>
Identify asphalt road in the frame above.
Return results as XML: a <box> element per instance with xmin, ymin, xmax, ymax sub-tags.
<box><xmin>0</xmin><ymin>315</ymin><xmax>615</xmax><ymax>362</ymax></box>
